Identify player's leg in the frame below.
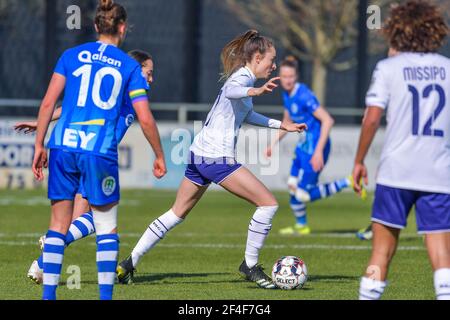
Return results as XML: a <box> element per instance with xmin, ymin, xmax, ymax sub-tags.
<box><xmin>81</xmin><ymin>154</ymin><xmax>120</xmax><ymax>300</ymax></box>
<box><xmin>280</xmin><ymin>156</ymin><xmax>309</xmax><ymax>235</ymax></box>
<box><xmin>220</xmin><ymin>166</ymin><xmax>278</xmax><ymax>289</ymax></box>
<box><xmin>416</xmin><ymin>192</ymin><xmax>450</xmax><ymax>300</ymax></box>
<box><xmin>117</xmin><ymin>158</ymin><xmax>211</xmax><ymax>284</ymax></box>
<box><xmin>359</xmin><ymin>185</ymin><xmax>414</xmax><ymax>300</ymax></box>
<box><xmin>125</xmin><ymin>178</ymin><xmax>208</xmax><ymax>270</ymax></box>
<box><xmin>65</xmin><ymin>193</ymin><xmax>94</xmax><ymax>246</ymax></box>
<box><xmin>295</xmin><ymin>145</ymin><xmax>353</xmax><ymax>204</ymax></box>
<box><xmin>90</xmin><ymin>201</ymin><xmax>119</xmax><ymax>300</ymax></box>
<box><xmin>425</xmin><ymin>233</ymin><xmax>450</xmax><ymax>300</ymax></box>
<box><xmin>41</xmin><ymin>149</ymin><xmax>79</xmax><ymax>300</ymax></box>
<box><xmin>359</xmin><ymin>222</ymin><xmax>399</xmax><ymax>300</ymax></box>
<box><xmin>31</xmin><ymin>194</ymin><xmax>93</xmax><ymax>284</ymax></box>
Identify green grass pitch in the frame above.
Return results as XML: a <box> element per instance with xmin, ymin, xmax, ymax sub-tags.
<box><xmin>0</xmin><ymin>189</ymin><xmax>434</xmax><ymax>300</ymax></box>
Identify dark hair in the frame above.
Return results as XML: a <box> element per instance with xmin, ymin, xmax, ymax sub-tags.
<box><xmin>95</xmin><ymin>0</ymin><xmax>127</xmax><ymax>36</ymax></box>
<box><xmin>280</xmin><ymin>55</ymin><xmax>299</xmax><ymax>72</ymax></box>
<box><xmin>128</xmin><ymin>50</ymin><xmax>153</xmax><ymax>65</ymax></box>
<box><xmin>221</xmin><ymin>30</ymin><xmax>274</xmax><ymax>80</ymax></box>
<box><xmin>383</xmin><ymin>0</ymin><xmax>448</xmax><ymax>53</ymax></box>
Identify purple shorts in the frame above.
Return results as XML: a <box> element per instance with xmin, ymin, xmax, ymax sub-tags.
<box><xmin>184</xmin><ymin>152</ymin><xmax>242</xmax><ymax>186</ymax></box>
<box><xmin>372</xmin><ymin>184</ymin><xmax>450</xmax><ymax>234</ymax></box>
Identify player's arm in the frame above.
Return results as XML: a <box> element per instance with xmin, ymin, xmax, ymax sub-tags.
<box><xmin>15</xmin><ymin>106</ymin><xmax>62</xmax><ymax>134</ymax></box>
<box><xmin>352</xmin><ymin>106</ymin><xmax>384</xmax><ymax>194</ymax></box>
<box><xmin>265</xmin><ymin>110</ymin><xmax>291</xmax><ymax>158</ymax></box>
<box><xmin>32</xmin><ymin>73</ymin><xmax>66</xmax><ymax>181</ymax></box>
<box><xmin>132</xmin><ymin>99</ymin><xmax>167</xmax><ymax>179</ymax></box>
<box><xmin>244</xmin><ymin>110</ymin><xmax>307</xmax><ymax>133</ymax></box>
<box><xmin>225</xmin><ymin>76</ymin><xmax>281</xmax><ymax>99</ymax></box>
<box><xmin>310</xmin><ymin>106</ymin><xmax>335</xmax><ymax>172</ymax></box>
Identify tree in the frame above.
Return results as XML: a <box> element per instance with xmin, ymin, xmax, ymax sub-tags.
<box><xmin>223</xmin><ymin>0</ymin><xmax>360</xmax><ymax>103</ymax></box>
<box><xmin>223</xmin><ymin>0</ymin><xmax>450</xmax><ymax>104</ymax></box>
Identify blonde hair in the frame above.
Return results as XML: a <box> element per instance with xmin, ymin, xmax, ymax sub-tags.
<box><xmin>220</xmin><ymin>30</ymin><xmax>274</xmax><ymax>80</ymax></box>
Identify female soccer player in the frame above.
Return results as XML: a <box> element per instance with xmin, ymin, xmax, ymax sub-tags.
<box><xmin>18</xmin><ymin>49</ymin><xmax>155</xmax><ymax>285</ymax></box>
<box><xmin>32</xmin><ymin>0</ymin><xmax>165</xmax><ymax>300</ymax></box>
<box><xmin>265</xmin><ymin>56</ymin><xmax>363</xmax><ymax>236</ymax></box>
<box><xmin>117</xmin><ymin>30</ymin><xmax>307</xmax><ymax>289</ymax></box>
<box><xmin>353</xmin><ymin>0</ymin><xmax>450</xmax><ymax>300</ymax></box>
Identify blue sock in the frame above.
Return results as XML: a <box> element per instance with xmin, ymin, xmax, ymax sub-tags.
<box><xmin>66</xmin><ymin>211</ymin><xmax>95</xmax><ymax>246</ymax></box>
<box><xmin>37</xmin><ymin>254</ymin><xmax>44</xmax><ymax>269</ymax></box>
<box><xmin>96</xmin><ymin>234</ymin><xmax>119</xmax><ymax>300</ymax></box>
<box><xmin>290</xmin><ymin>195</ymin><xmax>307</xmax><ymax>226</ymax></box>
<box><xmin>42</xmin><ymin>230</ymin><xmax>66</xmax><ymax>300</ymax></box>
<box><xmin>36</xmin><ymin>212</ymin><xmax>94</xmax><ymax>270</ymax></box>
<box><xmin>308</xmin><ymin>178</ymin><xmax>350</xmax><ymax>202</ymax></box>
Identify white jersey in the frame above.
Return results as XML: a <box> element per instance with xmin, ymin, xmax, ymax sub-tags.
<box><xmin>190</xmin><ymin>67</ymin><xmax>257</xmax><ymax>158</ymax></box>
<box><xmin>366</xmin><ymin>52</ymin><xmax>450</xmax><ymax>194</ymax></box>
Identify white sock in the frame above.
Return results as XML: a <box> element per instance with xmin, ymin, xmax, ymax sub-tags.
<box><xmin>359</xmin><ymin>276</ymin><xmax>387</xmax><ymax>300</ymax></box>
<box><xmin>131</xmin><ymin>209</ymin><xmax>183</xmax><ymax>268</ymax></box>
<box><xmin>434</xmin><ymin>268</ymin><xmax>450</xmax><ymax>300</ymax></box>
<box><xmin>245</xmin><ymin>206</ymin><xmax>278</xmax><ymax>268</ymax></box>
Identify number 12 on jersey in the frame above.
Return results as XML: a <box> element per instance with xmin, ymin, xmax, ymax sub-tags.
<box><xmin>408</xmin><ymin>84</ymin><xmax>445</xmax><ymax>137</ymax></box>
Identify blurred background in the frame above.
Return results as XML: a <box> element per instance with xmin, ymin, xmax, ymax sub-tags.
<box><xmin>0</xmin><ymin>0</ymin><xmax>449</xmax><ymax>190</ymax></box>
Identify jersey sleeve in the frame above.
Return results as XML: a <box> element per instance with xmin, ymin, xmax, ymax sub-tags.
<box><xmin>301</xmin><ymin>87</ymin><xmax>320</xmax><ymax>113</ymax></box>
<box><xmin>127</xmin><ymin>65</ymin><xmax>149</xmax><ymax>105</ymax></box>
<box><xmin>224</xmin><ymin>74</ymin><xmax>253</xmax><ymax>99</ymax></box>
<box><xmin>54</xmin><ymin>52</ymin><xmax>67</xmax><ymax>77</ymax></box>
<box><xmin>244</xmin><ymin>110</ymin><xmax>282</xmax><ymax>129</ymax></box>
<box><xmin>366</xmin><ymin>62</ymin><xmax>389</xmax><ymax>109</ymax></box>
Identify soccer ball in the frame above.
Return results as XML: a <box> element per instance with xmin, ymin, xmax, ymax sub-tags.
<box><xmin>272</xmin><ymin>256</ymin><xmax>308</xmax><ymax>290</ymax></box>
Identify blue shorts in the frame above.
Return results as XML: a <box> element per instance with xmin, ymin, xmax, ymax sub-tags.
<box><xmin>372</xmin><ymin>184</ymin><xmax>450</xmax><ymax>234</ymax></box>
<box><xmin>77</xmin><ymin>179</ymin><xmax>86</xmax><ymax>198</ymax></box>
<box><xmin>290</xmin><ymin>140</ymin><xmax>331</xmax><ymax>189</ymax></box>
<box><xmin>184</xmin><ymin>152</ymin><xmax>242</xmax><ymax>186</ymax></box>
<box><xmin>48</xmin><ymin>149</ymin><xmax>120</xmax><ymax>206</ymax></box>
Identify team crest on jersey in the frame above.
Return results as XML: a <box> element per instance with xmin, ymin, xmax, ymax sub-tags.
<box><xmin>125</xmin><ymin>114</ymin><xmax>135</xmax><ymax>127</ymax></box>
<box><xmin>102</xmin><ymin>176</ymin><xmax>116</xmax><ymax>196</ymax></box>
<box><xmin>291</xmin><ymin>103</ymin><xmax>299</xmax><ymax>114</ymax></box>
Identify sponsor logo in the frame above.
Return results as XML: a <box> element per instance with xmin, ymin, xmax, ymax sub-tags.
<box><xmin>63</xmin><ymin>129</ymin><xmax>96</xmax><ymax>150</ymax></box>
<box><xmin>102</xmin><ymin>176</ymin><xmax>116</xmax><ymax>196</ymax></box>
<box><xmin>78</xmin><ymin>50</ymin><xmax>122</xmax><ymax>68</ymax></box>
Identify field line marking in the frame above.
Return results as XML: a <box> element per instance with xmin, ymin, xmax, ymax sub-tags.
<box><xmin>1</xmin><ymin>232</ymin><xmax>422</xmax><ymax>239</ymax></box>
<box><xmin>0</xmin><ymin>241</ymin><xmax>425</xmax><ymax>251</ymax></box>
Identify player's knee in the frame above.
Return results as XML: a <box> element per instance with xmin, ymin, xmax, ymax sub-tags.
<box><xmin>92</xmin><ymin>204</ymin><xmax>118</xmax><ymax>235</ymax></box>
<box><xmin>295</xmin><ymin>188</ymin><xmax>311</xmax><ymax>203</ymax></box>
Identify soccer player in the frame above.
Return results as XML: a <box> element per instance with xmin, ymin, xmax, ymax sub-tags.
<box><xmin>265</xmin><ymin>56</ymin><xmax>364</xmax><ymax>236</ymax></box>
<box><xmin>353</xmin><ymin>0</ymin><xmax>450</xmax><ymax>300</ymax></box>
<box><xmin>32</xmin><ymin>0</ymin><xmax>166</xmax><ymax>300</ymax></box>
<box><xmin>17</xmin><ymin>49</ymin><xmax>155</xmax><ymax>285</ymax></box>
<box><xmin>116</xmin><ymin>30</ymin><xmax>307</xmax><ymax>289</ymax></box>
<box><xmin>355</xmin><ymin>48</ymin><xmax>400</xmax><ymax>242</ymax></box>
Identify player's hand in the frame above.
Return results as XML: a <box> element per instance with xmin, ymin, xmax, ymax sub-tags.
<box><xmin>352</xmin><ymin>162</ymin><xmax>368</xmax><ymax>195</ymax></box>
<box><xmin>14</xmin><ymin>121</ymin><xmax>38</xmax><ymax>134</ymax></box>
<box><xmin>281</xmin><ymin>122</ymin><xmax>307</xmax><ymax>133</ymax></box>
<box><xmin>32</xmin><ymin>145</ymin><xmax>48</xmax><ymax>181</ymax></box>
<box><xmin>310</xmin><ymin>151</ymin><xmax>324</xmax><ymax>172</ymax></box>
<box><xmin>153</xmin><ymin>156</ymin><xmax>167</xmax><ymax>179</ymax></box>
<box><xmin>251</xmin><ymin>77</ymin><xmax>280</xmax><ymax>96</ymax></box>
